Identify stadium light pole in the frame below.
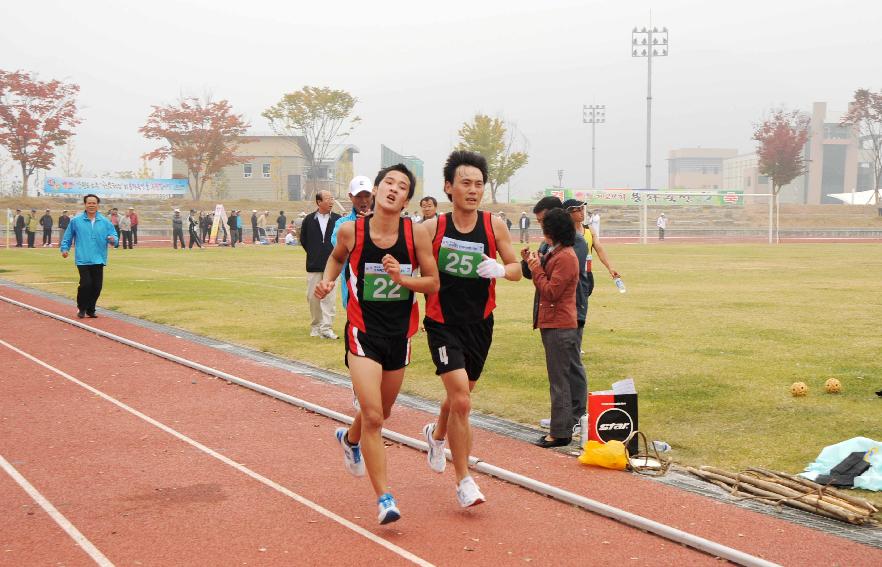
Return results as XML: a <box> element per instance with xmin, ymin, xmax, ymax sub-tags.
<box><xmin>557</xmin><ymin>169</ymin><xmax>564</xmax><ymax>188</ymax></box>
<box><xmin>583</xmin><ymin>104</ymin><xmax>605</xmax><ymax>189</ymax></box>
<box><xmin>632</xmin><ymin>24</ymin><xmax>668</xmax><ymax>191</ymax></box>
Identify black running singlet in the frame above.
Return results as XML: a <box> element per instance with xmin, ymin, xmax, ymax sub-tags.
<box><xmin>425</xmin><ymin>211</ymin><xmax>497</xmax><ymax>325</ymax></box>
<box><xmin>345</xmin><ymin>216</ymin><xmax>419</xmax><ymax>337</ymax></box>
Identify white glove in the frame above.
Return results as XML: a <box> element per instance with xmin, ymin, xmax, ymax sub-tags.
<box><xmin>476</xmin><ymin>254</ymin><xmax>506</xmax><ymax>279</ymax></box>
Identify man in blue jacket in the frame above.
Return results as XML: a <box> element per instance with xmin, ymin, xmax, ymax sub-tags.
<box><xmin>60</xmin><ymin>194</ymin><xmax>119</xmax><ymax>319</ymax></box>
<box><xmin>330</xmin><ymin>175</ymin><xmax>373</xmax><ymax>308</ymax></box>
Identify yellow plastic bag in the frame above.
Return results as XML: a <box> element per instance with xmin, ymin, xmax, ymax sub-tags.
<box><xmin>578</xmin><ymin>440</ymin><xmax>628</xmax><ymax>470</ymax></box>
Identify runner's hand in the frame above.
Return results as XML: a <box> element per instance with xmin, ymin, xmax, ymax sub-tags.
<box><xmin>314</xmin><ymin>280</ymin><xmax>335</xmax><ymax>299</ymax></box>
<box><xmin>61</xmin><ymin>251</ymin><xmax>68</xmax><ymax>258</ymax></box>
<box><xmin>382</xmin><ymin>254</ymin><xmax>402</xmax><ymax>283</ymax></box>
<box><xmin>477</xmin><ymin>254</ymin><xmax>505</xmax><ymax>279</ymax></box>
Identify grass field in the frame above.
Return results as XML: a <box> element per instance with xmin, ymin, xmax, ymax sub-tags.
<box><xmin>2</xmin><ymin>241</ymin><xmax>880</xmax><ymax>504</ymax></box>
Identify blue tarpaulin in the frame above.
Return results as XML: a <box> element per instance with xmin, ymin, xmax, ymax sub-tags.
<box><xmin>801</xmin><ymin>437</ymin><xmax>882</xmax><ymax>491</ymax></box>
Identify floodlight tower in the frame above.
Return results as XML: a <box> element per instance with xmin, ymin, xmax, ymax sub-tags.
<box><xmin>557</xmin><ymin>169</ymin><xmax>564</xmax><ymax>188</ymax></box>
<box><xmin>583</xmin><ymin>104</ymin><xmax>605</xmax><ymax>189</ymax></box>
<box><xmin>632</xmin><ymin>24</ymin><xmax>668</xmax><ymax>191</ymax></box>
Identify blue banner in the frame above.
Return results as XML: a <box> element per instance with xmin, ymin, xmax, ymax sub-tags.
<box><xmin>44</xmin><ymin>177</ymin><xmax>188</xmax><ymax>199</ymax></box>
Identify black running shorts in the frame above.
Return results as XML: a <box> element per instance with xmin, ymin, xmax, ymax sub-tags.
<box><xmin>344</xmin><ymin>322</ymin><xmax>411</xmax><ymax>371</ymax></box>
<box><xmin>423</xmin><ymin>314</ymin><xmax>494</xmax><ymax>381</ymax></box>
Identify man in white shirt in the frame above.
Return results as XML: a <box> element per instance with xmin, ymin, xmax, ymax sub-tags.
<box><xmin>657</xmin><ymin>212</ymin><xmax>667</xmax><ymax>240</ymax></box>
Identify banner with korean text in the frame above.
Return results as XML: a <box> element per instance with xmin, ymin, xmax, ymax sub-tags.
<box><xmin>43</xmin><ymin>177</ymin><xmax>188</xmax><ymax>199</ymax></box>
<box><xmin>545</xmin><ymin>188</ymin><xmax>744</xmax><ymax>207</ymax></box>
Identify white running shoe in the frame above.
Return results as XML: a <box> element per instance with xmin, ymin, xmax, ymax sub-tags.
<box><xmin>456</xmin><ymin>476</ymin><xmax>486</xmax><ymax>508</ymax></box>
<box><xmin>422</xmin><ymin>423</ymin><xmax>446</xmax><ymax>473</ymax></box>
<box><xmin>335</xmin><ymin>427</ymin><xmax>365</xmax><ymax>477</ymax></box>
<box><xmin>539</xmin><ymin>418</ymin><xmax>551</xmax><ymax>428</ymax></box>
<box><xmin>320</xmin><ymin>330</ymin><xmax>339</xmax><ymax>340</ymax></box>
<box><xmin>377</xmin><ymin>493</ymin><xmax>401</xmax><ymax>524</ymax></box>
<box><xmin>310</xmin><ymin>328</ymin><xmax>320</xmax><ymax>337</ymax></box>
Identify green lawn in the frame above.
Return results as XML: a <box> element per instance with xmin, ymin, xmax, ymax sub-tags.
<box><xmin>2</xmin><ymin>242</ymin><xmax>880</xmax><ymax>504</ymax></box>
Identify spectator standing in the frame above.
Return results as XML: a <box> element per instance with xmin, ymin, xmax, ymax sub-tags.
<box><xmin>518</xmin><ymin>212</ymin><xmax>530</xmax><ymax>243</ymax></box>
<box><xmin>129</xmin><ymin>207</ymin><xmax>139</xmax><ymax>245</ymax></box>
<box><xmin>60</xmin><ymin>194</ymin><xmax>118</xmax><ymax>318</ymax></box>
<box><xmin>188</xmin><ymin>209</ymin><xmax>203</xmax><ymax>249</ymax></box>
<box><xmin>250</xmin><ymin>210</ymin><xmax>258</xmax><ymax>242</ymax></box>
<box><xmin>257</xmin><ymin>210</ymin><xmax>267</xmax><ymax>242</ymax></box>
<box><xmin>40</xmin><ymin>209</ymin><xmax>53</xmax><ymax>246</ymax></box>
<box><xmin>236</xmin><ymin>210</ymin><xmax>244</xmax><ymax>243</ymax></box>
<box><xmin>331</xmin><ymin>175</ymin><xmax>374</xmax><ymax>308</ymax></box>
<box><xmin>200</xmin><ymin>211</ymin><xmax>210</xmax><ymax>243</ymax></box>
<box><xmin>172</xmin><ymin>209</ymin><xmax>185</xmax><ymax>249</ymax></box>
<box><xmin>13</xmin><ymin>209</ymin><xmax>24</xmax><ymax>247</ymax></box>
<box><xmin>109</xmin><ymin>208</ymin><xmax>120</xmax><ymax>238</ymax></box>
<box><xmin>25</xmin><ymin>209</ymin><xmax>38</xmax><ymax>248</ymax></box>
<box><xmin>526</xmin><ymin>207</ymin><xmax>583</xmax><ymax>448</ymax></box>
<box><xmin>227</xmin><ymin>210</ymin><xmax>238</xmax><ymax>247</ymax></box>
<box><xmin>419</xmin><ymin>196</ymin><xmax>437</xmax><ymax>223</ymax></box>
<box><xmin>276</xmin><ymin>210</ymin><xmax>287</xmax><ymax>243</ymax></box>
<box><xmin>502</xmin><ymin>212</ymin><xmax>512</xmax><ymax>232</ymax></box>
<box><xmin>119</xmin><ymin>210</ymin><xmax>133</xmax><ymax>249</ymax></box>
<box><xmin>57</xmin><ymin>210</ymin><xmax>70</xmax><ymax>244</ymax></box>
<box><xmin>657</xmin><ymin>212</ymin><xmax>667</xmax><ymax>240</ymax></box>
<box><xmin>301</xmin><ymin>190</ymin><xmax>341</xmax><ymax>339</ymax></box>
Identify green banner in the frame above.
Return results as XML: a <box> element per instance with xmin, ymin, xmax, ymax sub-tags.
<box><xmin>545</xmin><ymin>189</ymin><xmax>744</xmax><ymax>207</ymax></box>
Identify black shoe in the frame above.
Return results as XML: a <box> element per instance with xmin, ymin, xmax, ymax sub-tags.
<box><xmin>86</xmin><ymin>311</ymin><xmax>97</xmax><ymax>318</ymax></box>
<box><xmin>76</xmin><ymin>310</ymin><xmax>85</xmax><ymax>318</ymax></box>
<box><xmin>534</xmin><ymin>435</ymin><xmax>572</xmax><ymax>448</ymax></box>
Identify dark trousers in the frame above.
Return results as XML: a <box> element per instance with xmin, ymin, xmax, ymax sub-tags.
<box><xmin>121</xmin><ymin>230</ymin><xmax>133</xmax><ymax>249</ymax></box>
<box><xmin>58</xmin><ymin>228</ymin><xmax>66</xmax><ymax>243</ymax></box>
<box><xmin>188</xmin><ymin>229</ymin><xmax>202</xmax><ymax>248</ymax></box>
<box><xmin>228</xmin><ymin>228</ymin><xmax>237</xmax><ymax>247</ymax></box>
<box><xmin>132</xmin><ymin>225</ymin><xmax>138</xmax><ymax>245</ymax></box>
<box><xmin>42</xmin><ymin>228</ymin><xmax>52</xmax><ymax>245</ymax></box>
<box><xmin>252</xmin><ymin>227</ymin><xmax>258</xmax><ymax>242</ymax></box>
<box><xmin>200</xmin><ymin>226</ymin><xmax>209</xmax><ymax>242</ymax></box>
<box><xmin>26</xmin><ymin>230</ymin><xmax>35</xmax><ymax>248</ymax></box>
<box><xmin>238</xmin><ymin>228</ymin><xmax>243</xmax><ymax>243</ymax></box>
<box><xmin>520</xmin><ymin>228</ymin><xmax>528</xmax><ymax>243</ymax></box>
<box><xmin>173</xmin><ymin>229</ymin><xmax>185</xmax><ymax>249</ymax></box>
<box><xmin>14</xmin><ymin>228</ymin><xmax>23</xmax><ymax>247</ymax></box>
<box><xmin>76</xmin><ymin>264</ymin><xmax>104</xmax><ymax>314</ymax></box>
<box><xmin>540</xmin><ymin>327</ymin><xmax>587</xmax><ymax>438</ymax></box>
<box><xmin>658</xmin><ymin>228</ymin><xmax>665</xmax><ymax>240</ymax></box>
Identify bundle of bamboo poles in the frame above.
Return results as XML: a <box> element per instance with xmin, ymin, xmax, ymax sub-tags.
<box><xmin>685</xmin><ymin>465</ymin><xmax>879</xmax><ymax>525</ymax></box>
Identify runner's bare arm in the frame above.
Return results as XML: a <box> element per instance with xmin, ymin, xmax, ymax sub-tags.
<box><xmin>382</xmin><ymin>223</ymin><xmax>439</xmax><ymax>295</ymax></box>
<box><xmin>589</xmin><ymin>228</ymin><xmax>620</xmax><ymax>279</ymax></box>
<box><xmin>421</xmin><ymin>217</ymin><xmax>438</xmax><ymax>241</ymax></box>
<box><xmin>315</xmin><ymin>223</ymin><xmax>354</xmax><ymax>299</ymax></box>
<box><xmin>490</xmin><ymin>215</ymin><xmax>522</xmax><ymax>281</ymax></box>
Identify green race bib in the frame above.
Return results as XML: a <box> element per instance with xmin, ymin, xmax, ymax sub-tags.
<box><xmin>363</xmin><ymin>262</ymin><xmax>412</xmax><ymax>302</ymax></box>
<box><xmin>438</xmin><ymin>237</ymin><xmax>484</xmax><ymax>279</ymax></box>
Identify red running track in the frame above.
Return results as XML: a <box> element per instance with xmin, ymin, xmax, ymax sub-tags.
<box><xmin>0</xmin><ymin>286</ymin><xmax>880</xmax><ymax>566</ymax></box>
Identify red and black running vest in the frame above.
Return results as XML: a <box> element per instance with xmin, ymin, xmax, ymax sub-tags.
<box><xmin>425</xmin><ymin>211</ymin><xmax>497</xmax><ymax>325</ymax></box>
<box><xmin>345</xmin><ymin>216</ymin><xmax>419</xmax><ymax>338</ymax></box>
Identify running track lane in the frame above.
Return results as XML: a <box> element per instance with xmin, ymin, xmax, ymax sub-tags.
<box><xmin>2</xmin><ymin>286</ymin><xmax>881</xmax><ymax>565</ymax></box>
<box><xmin>0</xmin><ymin>301</ymin><xmax>709</xmax><ymax>566</ymax></box>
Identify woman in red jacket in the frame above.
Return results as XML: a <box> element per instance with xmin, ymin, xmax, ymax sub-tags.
<box><xmin>526</xmin><ymin>207</ymin><xmax>586</xmax><ymax>448</ymax></box>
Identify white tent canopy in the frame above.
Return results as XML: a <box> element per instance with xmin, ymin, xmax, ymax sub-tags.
<box><xmin>828</xmin><ymin>189</ymin><xmax>881</xmax><ymax>205</ymax></box>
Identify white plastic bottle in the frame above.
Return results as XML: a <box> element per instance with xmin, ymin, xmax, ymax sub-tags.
<box><xmin>614</xmin><ymin>277</ymin><xmax>626</xmax><ymax>293</ymax></box>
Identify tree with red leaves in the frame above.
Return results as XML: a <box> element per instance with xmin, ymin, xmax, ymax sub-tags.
<box><xmin>140</xmin><ymin>97</ymin><xmax>251</xmax><ymax>200</ymax></box>
<box><xmin>752</xmin><ymin>109</ymin><xmax>810</xmax><ymax>242</ymax></box>
<box><xmin>0</xmin><ymin>69</ymin><xmax>81</xmax><ymax>196</ymax></box>
<box><xmin>841</xmin><ymin>88</ymin><xmax>882</xmax><ymax>206</ymax></box>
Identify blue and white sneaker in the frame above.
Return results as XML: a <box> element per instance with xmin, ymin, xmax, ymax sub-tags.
<box><xmin>377</xmin><ymin>493</ymin><xmax>401</xmax><ymax>525</ymax></box>
<box><xmin>335</xmin><ymin>427</ymin><xmax>365</xmax><ymax>477</ymax></box>
<box><xmin>456</xmin><ymin>475</ymin><xmax>486</xmax><ymax>508</ymax></box>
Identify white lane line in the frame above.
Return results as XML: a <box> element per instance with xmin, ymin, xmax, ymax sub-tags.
<box><xmin>0</xmin><ymin>454</ymin><xmax>114</xmax><ymax>567</ymax></box>
<box><xmin>0</xmin><ymin>339</ymin><xmax>433</xmax><ymax>567</ymax></box>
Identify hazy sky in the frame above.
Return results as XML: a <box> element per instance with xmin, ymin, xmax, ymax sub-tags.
<box><xmin>3</xmin><ymin>0</ymin><xmax>880</xmax><ymax>200</ymax></box>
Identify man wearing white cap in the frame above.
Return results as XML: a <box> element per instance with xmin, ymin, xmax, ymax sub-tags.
<box><xmin>656</xmin><ymin>212</ymin><xmax>667</xmax><ymax>240</ymax></box>
<box><xmin>330</xmin><ymin>175</ymin><xmax>374</xmax><ymax>308</ymax></box>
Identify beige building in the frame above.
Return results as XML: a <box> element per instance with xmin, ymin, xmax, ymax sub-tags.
<box><xmin>172</xmin><ymin>134</ymin><xmax>359</xmax><ymax>201</ymax></box>
<box><xmin>667</xmin><ymin>148</ymin><xmax>738</xmax><ymax>190</ymax></box>
<box><xmin>721</xmin><ymin>153</ymin><xmax>805</xmax><ymax>203</ymax></box>
<box><xmin>805</xmin><ymin>102</ymin><xmax>864</xmax><ymax>204</ymax></box>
